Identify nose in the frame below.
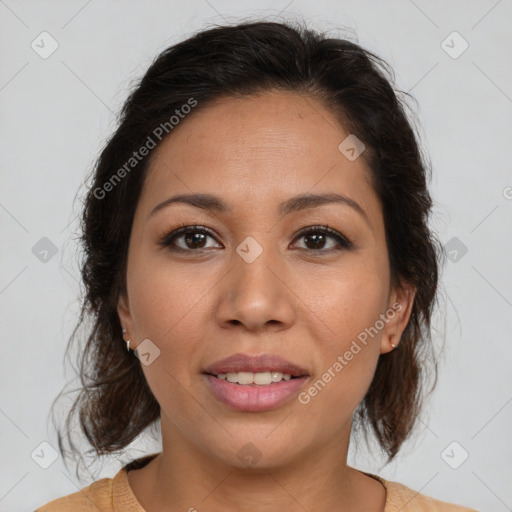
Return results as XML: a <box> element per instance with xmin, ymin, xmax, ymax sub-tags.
<box><xmin>216</xmin><ymin>242</ymin><xmax>295</xmax><ymax>333</ymax></box>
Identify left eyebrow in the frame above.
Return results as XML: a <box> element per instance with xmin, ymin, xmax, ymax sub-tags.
<box><xmin>149</xmin><ymin>192</ymin><xmax>371</xmax><ymax>228</ymax></box>
<box><xmin>278</xmin><ymin>192</ymin><xmax>370</xmax><ymax>227</ymax></box>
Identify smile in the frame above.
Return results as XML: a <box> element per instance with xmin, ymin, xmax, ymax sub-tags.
<box><xmin>203</xmin><ymin>373</ymin><xmax>309</xmax><ymax>412</ymax></box>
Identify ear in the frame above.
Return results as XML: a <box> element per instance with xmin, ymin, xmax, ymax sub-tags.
<box><xmin>117</xmin><ymin>292</ymin><xmax>135</xmax><ymax>348</ymax></box>
<box><xmin>380</xmin><ymin>281</ymin><xmax>416</xmax><ymax>354</ymax></box>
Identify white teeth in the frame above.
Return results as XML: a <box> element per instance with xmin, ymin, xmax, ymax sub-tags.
<box><xmin>216</xmin><ymin>371</ymin><xmax>294</xmax><ymax>385</ymax></box>
<box><xmin>270</xmin><ymin>372</ymin><xmax>284</xmax><ymax>383</ymax></box>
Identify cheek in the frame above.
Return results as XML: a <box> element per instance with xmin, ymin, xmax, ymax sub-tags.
<box><xmin>304</xmin><ymin>254</ymin><xmax>389</xmax><ymax>349</ymax></box>
<box><xmin>297</xmin><ymin>259</ymin><xmax>388</xmax><ymax>415</ymax></box>
<box><xmin>299</xmin><ymin>286</ymin><xmax>384</xmax><ymax>427</ymax></box>
<box><xmin>127</xmin><ymin>251</ymin><xmax>211</xmax><ymax>341</ymax></box>
<box><xmin>126</xmin><ymin>251</ymin><xmax>222</xmax><ymax>391</ymax></box>
<box><xmin>128</xmin><ymin>263</ymin><xmax>209</xmax><ymax>422</ymax></box>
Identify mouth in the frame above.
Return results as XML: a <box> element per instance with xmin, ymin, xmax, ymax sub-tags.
<box><xmin>202</xmin><ymin>353</ymin><xmax>310</xmax><ymax>412</ymax></box>
<box><xmin>203</xmin><ymin>352</ymin><xmax>310</xmax><ymax>378</ymax></box>
<box><xmin>205</xmin><ymin>371</ymin><xmax>302</xmax><ymax>385</ymax></box>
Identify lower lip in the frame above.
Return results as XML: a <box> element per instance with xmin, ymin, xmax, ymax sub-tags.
<box><xmin>203</xmin><ymin>374</ymin><xmax>308</xmax><ymax>412</ymax></box>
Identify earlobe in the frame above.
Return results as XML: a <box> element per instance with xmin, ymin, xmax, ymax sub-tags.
<box><xmin>117</xmin><ymin>293</ymin><xmax>133</xmax><ymax>340</ymax></box>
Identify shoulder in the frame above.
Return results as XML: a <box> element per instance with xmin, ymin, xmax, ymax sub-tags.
<box><xmin>382</xmin><ymin>479</ymin><xmax>480</xmax><ymax>512</ymax></box>
<box><xmin>34</xmin><ymin>476</ymin><xmax>114</xmax><ymax>511</ymax></box>
<box><xmin>34</xmin><ymin>453</ymin><xmax>159</xmax><ymax>512</ymax></box>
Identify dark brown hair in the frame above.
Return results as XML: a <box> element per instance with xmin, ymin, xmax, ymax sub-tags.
<box><xmin>51</xmin><ymin>19</ymin><xmax>445</xmax><ymax>480</ymax></box>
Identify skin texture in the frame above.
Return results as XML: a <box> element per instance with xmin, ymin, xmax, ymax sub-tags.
<box><xmin>117</xmin><ymin>91</ymin><xmax>416</xmax><ymax>512</ymax></box>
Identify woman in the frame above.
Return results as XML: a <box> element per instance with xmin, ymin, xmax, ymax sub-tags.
<box><xmin>35</xmin><ymin>20</ymin><xmax>478</xmax><ymax>512</ymax></box>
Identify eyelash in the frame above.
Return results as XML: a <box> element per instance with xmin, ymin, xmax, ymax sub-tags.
<box><xmin>158</xmin><ymin>224</ymin><xmax>354</xmax><ymax>254</ymax></box>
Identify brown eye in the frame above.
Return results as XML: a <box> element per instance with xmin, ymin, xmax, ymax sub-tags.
<box><xmin>292</xmin><ymin>226</ymin><xmax>353</xmax><ymax>252</ymax></box>
<box><xmin>160</xmin><ymin>226</ymin><xmax>222</xmax><ymax>252</ymax></box>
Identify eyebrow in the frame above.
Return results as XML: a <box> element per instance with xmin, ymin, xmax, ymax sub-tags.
<box><xmin>149</xmin><ymin>192</ymin><xmax>371</xmax><ymax>227</ymax></box>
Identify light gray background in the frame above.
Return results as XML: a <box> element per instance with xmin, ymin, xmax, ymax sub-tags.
<box><xmin>1</xmin><ymin>1</ymin><xmax>511</xmax><ymax>511</ymax></box>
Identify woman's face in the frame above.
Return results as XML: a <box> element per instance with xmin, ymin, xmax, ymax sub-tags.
<box><xmin>118</xmin><ymin>90</ymin><xmax>415</xmax><ymax>469</ymax></box>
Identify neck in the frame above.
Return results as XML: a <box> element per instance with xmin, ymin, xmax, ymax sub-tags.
<box><xmin>127</xmin><ymin>416</ymin><xmax>386</xmax><ymax>512</ymax></box>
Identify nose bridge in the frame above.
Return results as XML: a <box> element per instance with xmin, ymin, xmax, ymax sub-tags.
<box><xmin>217</xmin><ymin>233</ymin><xmax>295</xmax><ymax>330</ymax></box>
<box><xmin>232</xmin><ymin>232</ymin><xmax>282</xmax><ymax>302</ymax></box>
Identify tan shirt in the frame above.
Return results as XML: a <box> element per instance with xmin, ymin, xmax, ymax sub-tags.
<box><xmin>35</xmin><ymin>453</ymin><xmax>479</xmax><ymax>511</ymax></box>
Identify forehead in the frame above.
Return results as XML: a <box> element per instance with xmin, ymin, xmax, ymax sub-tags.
<box><xmin>140</xmin><ymin>91</ymin><xmax>380</xmax><ymax>222</ymax></box>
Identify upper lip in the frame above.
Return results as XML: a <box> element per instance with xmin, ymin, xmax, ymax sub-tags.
<box><xmin>203</xmin><ymin>353</ymin><xmax>310</xmax><ymax>377</ymax></box>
